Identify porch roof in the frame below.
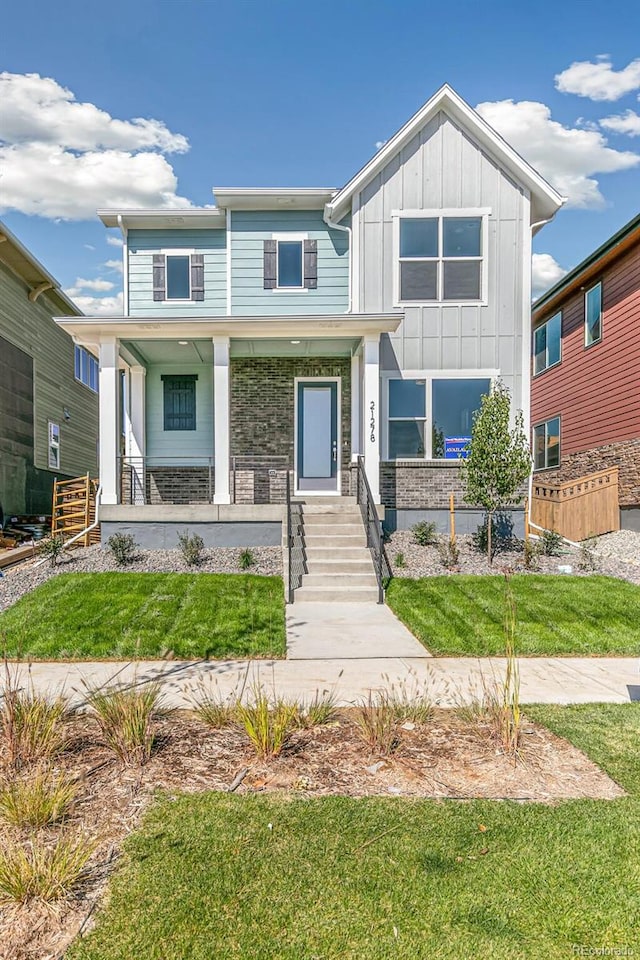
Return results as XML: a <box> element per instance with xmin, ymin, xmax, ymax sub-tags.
<box><xmin>53</xmin><ymin>312</ymin><xmax>402</xmax><ymax>349</ymax></box>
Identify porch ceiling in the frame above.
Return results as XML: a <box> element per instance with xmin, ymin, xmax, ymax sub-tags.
<box><xmin>122</xmin><ymin>337</ymin><xmax>360</xmax><ymax>364</ymax></box>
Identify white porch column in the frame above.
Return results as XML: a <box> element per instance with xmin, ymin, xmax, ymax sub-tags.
<box><xmin>350</xmin><ymin>349</ymin><xmax>361</xmax><ymax>458</ymax></box>
<box><xmin>128</xmin><ymin>365</ymin><xmax>146</xmax><ymax>461</ymax></box>
<box><xmin>213</xmin><ymin>336</ymin><xmax>231</xmax><ymax>504</ymax></box>
<box><xmin>363</xmin><ymin>334</ymin><xmax>380</xmax><ymax>503</ymax></box>
<box><xmin>99</xmin><ymin>337</ymin><xmax>120</xmax><ymax>505</ymax></box>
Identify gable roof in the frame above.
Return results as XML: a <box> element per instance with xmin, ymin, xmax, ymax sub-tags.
<box><xmin>325</xmin><ymin>84</ymin><xmax>564</xmax><ymax>228</ymax></box>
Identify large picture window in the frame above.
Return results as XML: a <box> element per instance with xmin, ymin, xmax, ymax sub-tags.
<box><xmin>533</xmin><ymin>416</ymin><xmax>560</xmax><ymax>470</ymax></box>
<box><xmin>162</xmin><ymin>375</ymin><xmax>197</xmax><ymax>431</ymax></box>
<box><xmin>533</xmin><ymin>312</ymin><xmax>562</xmax><ymax>375</ymax></box>
<box><xmin>396</xmin><ymin>211</ymin><xmax>486</xmax><ymax>303</ymax></box>
<box><xmin>386</xmin><ymin>376</ymin><xmax>491</xmax><ymax>460</ymax></box>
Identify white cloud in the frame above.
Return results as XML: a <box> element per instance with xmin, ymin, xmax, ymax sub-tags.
<box><xmin>375</xmin><ymin>140</ymin><xmax>387</xmax><ymax>150</ymax></box>
<box><xmin>66</xmin><ymin>277</ymin><xmax>114</xmax><ymax>293</ymax></box>
<box><xmin>104</xmin><ymin>259</ymin><xmax>123</xmax><ymax>273</ymax></box>
<box><xmin>83</xmin><ymin>243</ymin><xmax>95</xmax><ymax>251</ymax></box>
<box><xmin>475</xmin><ymin>98</ymin><xmax>640</xmax><ymax>207</ymax></box>
<box><xmin>600</xmin><ymin>109</ymin><xmax>640</xmax><ymax>137</ymax></box>
<box><xmin>532</xmin><ymin>253</ymin><xmax>567</xmax><ymax>299</ymax></box>
<box><xmin>106</xmin><ymin>235</ymin><xmax>123</xmax><ymax>247</ymax></box>
<box><xmin>0</xmin><ymin>73</ymin><xmax>192</xmax><ymax>220</ymax></box>
<box><xmin>555</xmin><ymin>56</ymin><xmax>640</xmax><ymax>101</ymax></box>
<box><xmin>65</xmin><ymin>290</ymin><xmax>124</xmax><ymax>316</ymax></box>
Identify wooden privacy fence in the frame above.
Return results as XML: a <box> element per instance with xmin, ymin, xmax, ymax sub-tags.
<box><xmin>530</xmin><ymin>468</ymin><xmax>619</xmax><ymax>542</ymax></box>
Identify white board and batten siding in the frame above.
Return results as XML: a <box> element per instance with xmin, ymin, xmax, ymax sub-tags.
<box><xmin>127</xmin><ymin>229</ymin><xmax>227</xmax><ymax>317</ymax></box>
<box><xmin>353</xmin><ymin>111</ymin><xmax>528</xmax><ymax>416</ymax></box>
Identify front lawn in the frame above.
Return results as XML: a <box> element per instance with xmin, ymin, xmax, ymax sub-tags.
<box><xmin>386</xmin><ymin>574</ymin><xmax>640</xmax><ymax>655</ymax></box>
<box><xmin>69</xmin><ymin>703</ymin><xmax>640</xmax><ymax>960</ymax></box>
<box><xmin>0</xmin><ymin>573</ymin><xmax>285</xmax><ymax>659</ymax></box>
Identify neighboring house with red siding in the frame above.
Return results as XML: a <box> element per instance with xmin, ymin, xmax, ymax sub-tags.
<box><xmin>531</xmin><ymin>213</ymin><xmax>640</xmax><ymax>530</ymax></box>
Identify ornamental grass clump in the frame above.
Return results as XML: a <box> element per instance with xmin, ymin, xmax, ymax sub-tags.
<box><xmin>353</xmin><ymin>693</ymin><xmax>399</xmax><ymax>756</ymax></box>
<box><xmin>0</xmin><ymin>834</ymin><xmax>94</xmax><ymax>904</ymax></box>
<box><xmin>383</xmin><ymin>668</ymin><xmax>434</xmax><ymax>725</ymax></box>
<box><xmin>298</xmin><ymin>688</ymin><xmax>340</xmax><ymax>728</ymax></box>
<box><xmin>496</xmin><ymin>576</ymin><xmax>522</xmax><ymax>760</ymax></box>
<box><xmin>85</xmin><ymin>681</ymin><xmax>165</xmax><ymax>766</ymax></box>
<box><xmin>0</xmin><ymin>768</ymin><xmax>76</xmax><ymax>829</ymax></box>
<box><xmin>1</xmin><ymin>665</ymin><xmax>70</xmax><ymax>770</ymax></box>
<box><xmin>190</xmin><ymin>679</ymin><xmax>239</xmax><ymax>729</ymax></box>
<box><xmin>235</xmin><ymin>687</ymin><xmax>298</xmax><ymax>759</ymax></box>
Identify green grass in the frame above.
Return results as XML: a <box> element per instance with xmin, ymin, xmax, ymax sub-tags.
<box><xmin>0</xmin><ymin>573</ymin><xmax>285</xmax><ymax>660</ymax></box>
<box><xmin>386</xmin><ymin>574</ymin><xmax>640</xmax><ymax>655</ymax></box>
<box><xmin>68</xmin><ymin>703</ymin><xmax>640</xmax><ymax>960</ymax></box>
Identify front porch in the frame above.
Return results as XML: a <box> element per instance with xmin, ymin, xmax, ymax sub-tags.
<box><xmin>72</xmin><ymin>314</ymin><xmax>400</xmax><ymax>513</ymax></box>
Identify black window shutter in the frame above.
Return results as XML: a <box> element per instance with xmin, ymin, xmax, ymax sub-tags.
<box><xmin>162</xmin><ymin>375</ymin><xmax>198</xmax><ymax>431</ymax></box>
<box><xmin>263</xmin><ymin>240</ymin><xmax>277</xmax><ymax>289</ymax></box>
<box><xmin>153</xmin><ymin>254</ymin><xmax>166</xmax><ymax>301</ymax></box>
<box><xmin>191</xmin><ymin>253</ymin><xmax>205</xmax><ymax>301</ymax></box>
<box><xmin>304</xmin><ymin>239</ymin><xmax>317</xmax><ymax>289</ymax></box>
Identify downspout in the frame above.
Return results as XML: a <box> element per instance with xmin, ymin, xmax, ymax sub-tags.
<box><xmin>323</xmin><ymin>205</ymin><xmax>352</xmax><ymax>313</ymax></box>
<box><xmin>117</xmin><ymin>215</ymin><xmax>128</xmax><ymax>315</ymax></box>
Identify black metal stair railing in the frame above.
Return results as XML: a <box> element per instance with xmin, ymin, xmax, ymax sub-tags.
<box><xmin>286</xmin><ymin>472</ymin><xmax>306</xmax><ymax>603</ymax></box>
<box><xmin>356</xmin><ymin>455</ymin><xmax>391</xmax><ymax>604</ymax></box>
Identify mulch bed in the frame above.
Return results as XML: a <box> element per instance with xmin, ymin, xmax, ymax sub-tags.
<box><xmin>0</xmin><ymin>708</ymin><xmax>625</xmax><ymax>960</ymax></box>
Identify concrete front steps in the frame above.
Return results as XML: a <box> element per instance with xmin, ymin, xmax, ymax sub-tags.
<box><xmin>294</xmin><ymin>499</ymin><xmax>380</xmax><ymax>603</ymax></box>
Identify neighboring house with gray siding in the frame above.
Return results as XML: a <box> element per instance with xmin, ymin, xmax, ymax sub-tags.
<box><xmin>0</xmin><ymin>221</ymin><xmax>99</xmax><ymax>519</ymax></box>
<box><xmin>54</xmin><ymin>84</ymin><xmax>563</xmax><ymax>546</ymax></box>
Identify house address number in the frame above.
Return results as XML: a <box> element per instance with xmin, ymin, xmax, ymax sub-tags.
<box><xmin>369</xmin><ymin>401</ymin><xmax>376</xmax><ymax>443</ymax></box>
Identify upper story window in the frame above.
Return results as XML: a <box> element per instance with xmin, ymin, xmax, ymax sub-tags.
<box><xmin>395</xmin><ymin>210</ymin><xmax>487</xmax><ymax>304</ymax></box>
<box><xmin>386</xmin><ymin>375</ymin><xmax>491</xmax><ymax>460</ymax></box>
<box><xmin>533</xmin><ymin>416</ymin><xmax>560</xmax><ymax>470</ymax></box>
<box><xmin>74</xmin><ymin>345</ymin><xmax>99</xmax><ymax>393</ymax></box>
<box><xmin>264</xmin><ymin>235</ymin><xmax>317</xmax><ymax>291</ymax></box>
<box><xmin>533</xmin><ymin>311</ymin><xmax>562</xmax><ymax>375</ymax></box>
<box><xmin>153</xmin><ymin>251</ymin><xmax>205</xmax><ymax>302</ymax></box>
<box><xmin>585</xmin><ymin>281</ymin><xmax>602</xmax><ymax>347</ymax></box>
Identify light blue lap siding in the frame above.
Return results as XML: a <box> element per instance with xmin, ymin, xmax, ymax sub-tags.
<box><xmin>231</xmin><ymin>210</ymin><xmax>349</xmax><ymax>315</ymax></box>
<box><xmin>128</xmin><ymin>230</ymin><xmax>226</xmax><ymax>317</ymax></box>
<box><xmin>145</xmin><ymin>362</ymin><xmax>213</xmax><ymax>461</ymax></box>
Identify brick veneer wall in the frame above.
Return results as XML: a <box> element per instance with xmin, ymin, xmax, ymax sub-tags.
<box><xmin>230</xmin><ymin>357</ymin><xmax>352</xmax><ymax>495</ymax></box>
<box><xmin>380</xmin><ymin>461</ymin><xmax>528</xmax><ymax>510</ymax></box>
<box><xmin>534</xmin><ymin>438</ymin><xmax>640</xmax><ymax>507</ymax></box>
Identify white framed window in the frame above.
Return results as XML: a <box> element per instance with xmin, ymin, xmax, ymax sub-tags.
<box><xmin>153</xmin><ymin>249</ymin><xmax>204</xmax><ymax>303</ymax></box>
<box><xmin>585</xmin><ymin>281</ymin><xmax>602</xmax><ymax>347</ymax></box>
<box><xmin>74</xmin><ymin>345</ymin><xmax>99</xmax><ymax>392</ymax></box>
<box><xmin>533</xmin><ymin>416</ymin><xmax>560</xmax><ymax>470</ymax></box>
<box><xmin>48</xmin><ymin>421</ymin><xmax>60</xmax><ymax>469</ymax></box>
<box><xmin>393</xmin><ymin>209</ymin><xmax>489</xmax><ymax>304</ymax></box>
<box><xmin>533</xmin><ymin>311</ymin><xmax>562</xmax><ymax>375</ymax></box>
<box><xmin>384</xmin><ymin>372</ymin><xmax>494</xmax><ymax>460</ymax></box>
<box><xmin>270</xmin><ymin>233</ymin><xmax>308</xmax><ymax>291</ymax></box>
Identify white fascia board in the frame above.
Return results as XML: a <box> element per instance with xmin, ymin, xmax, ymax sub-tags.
<box><xmin>212</xmin><ymin>187</ymin><xmax>337</xmax><ymax>210</ymax></box>
<box><xmin>53</xmin><ymin>313</ymin><xmax>402</xmax><ymax>342</ymax></box>
<box><xmin>98</xmin><ymin>209</ymin><xmax>226</xmax><ymax>229</ymax></box>
<box><xmin>326</xmin><ymin>84</ymin><xmax>564</xmax><ymax>226</ymax></box>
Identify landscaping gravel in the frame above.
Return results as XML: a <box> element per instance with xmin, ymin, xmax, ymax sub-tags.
<box><xmin>386</xmin><ymin>530</ymin><xmax>640</xmax><ymax>585</ymax></box>
<box><xmin>0</xmin><ymin>544</ymin><xmax>283</xmax><ymax>613</ymax></box>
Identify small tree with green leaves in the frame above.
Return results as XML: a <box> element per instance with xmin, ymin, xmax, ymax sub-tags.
<box><xmin>461</xmin><ymin>381</ymin><xmax>531</xmax><ymax>564</ymax></box>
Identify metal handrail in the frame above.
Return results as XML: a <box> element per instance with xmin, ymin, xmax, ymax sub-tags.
<box><xmin>356</xmin><ymin>455</ymin><xmax>391</xmax><ymax>604</ymax></box>
<box><xmin>285</xmin><ymin>472</ymin><xmax>306</xmax><ymax>602</ymax></box>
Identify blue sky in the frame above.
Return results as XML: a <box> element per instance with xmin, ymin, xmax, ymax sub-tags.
<box><xmin>1</xmin><ymin>0</ymin><xmax>639</xmax><ymax>311</ymax></box>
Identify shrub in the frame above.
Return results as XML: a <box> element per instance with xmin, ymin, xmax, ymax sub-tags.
<box><xmin>239</xmin><ymin>548</ymin><xmax>255</xmax><ymax>570</ymax></box>
<box><xmin>473</xmin><ymin>512</ymin><xmax>514</xmax><ymax>559</ymax></box>
<box><xmin>1</xmin><ymin>668</ymin><xmax>69</xmax><ymax>770</ymax></box>
<box><xmin>539</xmin><ymin>529</ymin><xmax>564</xmax><ymax>557</ymax></box>
<box><xmin>394</xmin><ymin>552</ymin><xmax>406</xmax><ymax>569</ymax></box>
<box><xmin>177</xmin><ymin>530</ymin><xmax>205</xmax><ymax>566</ymax></box>
<box><xmin>437</xmin><ymin>535</ymin><xmax>460</xmax><ymax>571</ymax></box>
<box><xmin>0</xmin><ymin>834</ymin><xmax>94</xmax><ymax>904</ymax></box>
<box><xmin>0</xmin><ymin>768</ymin><xmax>76</xmax><ymax>828</ymax></box>
<box><xmin>579</xmin><ymin>535</ymin><xmax>598</xmax><ymax>572</ymax></box>
<box><xmin>235</xmin><ymin>688</ymin><xmax>298</xmax><ymax>759</ymax></box>
<box><xmin>298</xmin><ymin>689</ymin><xmax>339</xmax><ymax>728</ymax></box>
<box><xmin>37</xmin><ymin>535</ymin><xmax>66</xmax><ymax>567</ymax></box>
<box><xmin>85</xmin><ymin>681</ymin><xmax>165</xmax><ymax>766</ymax></box>
<box><xmin>411</xmin><ymin>521</ymin><xmax>438</xmax><ymax>546</ymax></box>
<box><xmin>107</xmin><ymin>533</ymin><xmax>138</xmax><ymax>565</ymax></box>
<box><xmin>522</xmin><ymin>538</ymin><xmax>540</xmax><ymax>570</ymax></box>
<box><xmin>353</xmin><ymin>693</ymin><xmax>398</xmax><ymax>756</ymax></box>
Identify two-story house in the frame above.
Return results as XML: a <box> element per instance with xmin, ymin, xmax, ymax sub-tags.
<box><xmin>531</xmin><ymin>213</ymin><xmax>640</xmax><ymax>530</ymax></box>
<box><xmin>0</xmin><ymin>220</ymin><xmax>99</xmax><ymax>521</ymax></box>
<box><xmin>55</xmin><ymin>84</ymin><xmax>563</xmax><ymax>561</ymax></box>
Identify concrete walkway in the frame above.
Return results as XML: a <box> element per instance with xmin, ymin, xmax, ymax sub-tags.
<box><xmin>286</xmin><ymin>602</ymin><xmax>429</xmax><ymax>659</ymax></box>
<box><xmin>12</xmin><ymin>656</ymin><xmax>639</xmax><ymax>708</ymax></box>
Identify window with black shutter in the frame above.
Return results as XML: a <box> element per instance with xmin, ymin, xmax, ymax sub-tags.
<box><xmin>162</xmin><ymin>375</ymin><xmax>198</xmax><ymax>431</ymax></box>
